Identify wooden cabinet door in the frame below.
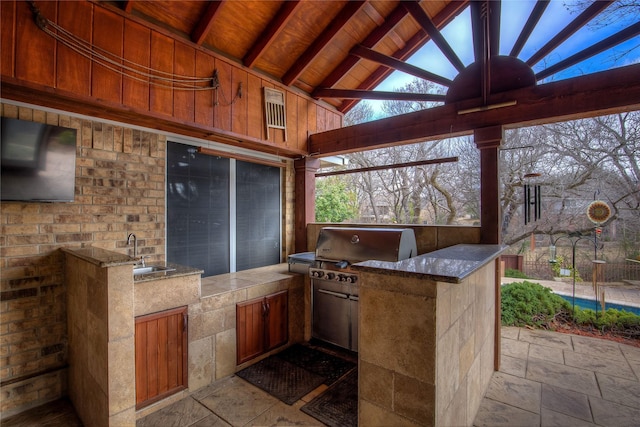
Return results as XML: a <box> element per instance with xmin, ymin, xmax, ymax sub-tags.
<box><xmin>236</xmin><ymin>298</ymin><xmax>266</xmax><ymax>364</ymax></box>
<box><xmin>236</xmin><ymin>290</ymin><xmax>288</xmax><ymax>364</ymax></box>
<box><xmin>135</xmin><ymin>306</ymin><xmax>187</xmax><ymax>409</ymax></box>
<box><xmin>265</xmin><ymin>290</ymin><xmax>288</xmax><ymax>351</ymax></box>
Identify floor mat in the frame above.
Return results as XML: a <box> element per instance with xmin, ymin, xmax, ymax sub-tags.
<box><xmin>235</xmin><ymin>356</ymin><xmax>325</xmax><ymax>405</ymax></box>
<box><xmin>276</xmin><ymin>343</ymin><xmax>356</xmax><ymax>385</ymax></box>
<box><xmin>301</xmin><ymin>369</ymin><xmax>358</xmax><ymax>427</ymax></box>
<box><xmin>236</xmin><ymin>356</ymin><xmax>325</xmax><ymax>405</ymax></box>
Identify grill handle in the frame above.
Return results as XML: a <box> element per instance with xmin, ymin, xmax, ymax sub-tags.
<box><xmin>317</xmin><ymin>289</ymin><xmax>349</xmax><ymax>299</ymax></box>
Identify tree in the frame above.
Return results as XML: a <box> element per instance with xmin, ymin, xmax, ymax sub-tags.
<box><xmin>344</xmin><ymin>101</ymin><xmax>376</xmax><ymax>126</ymax></box>
<box><xmin>315</xmin><ymin>177</ymin><xmax>358</xmax><ymax>223</ymax></box>
<box><xmin>342</xmin><ymin>78</ymin><xmax>639</xmax><ymax>259</ymax></box>
<box><xmin>380</xmin><ymin>79</ymin><xmax>445</xmax><ymax>117</ymax></box>
<box><xmin>500</xmin><ymin>113</ymin><xmax>640</xmax><ymax>258</ymax></box>
<box><xmin>341</xmin><ymin>79</ymin><xmax>468</xmax><ymax>225</ymax></box>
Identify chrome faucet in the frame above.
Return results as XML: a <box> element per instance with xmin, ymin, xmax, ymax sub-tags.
<box><xmin>127</xmin><ymin>233</ymin><xmax>138</xmax><ymax>258</ymax></box>
<box><xmin>127</xmin><ymin>233</ymin><xmax>147</xmax><ymax>267</ymax></box>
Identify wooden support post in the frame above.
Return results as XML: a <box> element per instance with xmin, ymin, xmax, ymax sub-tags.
<box><xmin>474</xmin><ymin>125</ymin><xmax>503</xmax><ymax>372</ymax></box>
<box><xmin>294</xmin><ymin>157</ymin><xmax>320</xmax><ymax>253</ymax></box>
<box><xmin>474</xmin><ymin>125</ymin><xmax>503</xmax><ymax>244</ymax></box>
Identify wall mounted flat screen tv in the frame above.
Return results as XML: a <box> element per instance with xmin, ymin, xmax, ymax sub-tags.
<box><xmin>1</xmin><ymin>117</ymin><xmax>78</xmax><ymax>202</ymax></box>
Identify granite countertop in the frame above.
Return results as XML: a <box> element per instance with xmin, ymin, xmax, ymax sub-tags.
<box><xmin>133</xmin><ymin>262</ymin><xmax>204</xmax><ymax>282</ymax></box>
<box><xmin>61</xmin><ymin>246</ymin><xmax>138</xmax><ymax>267</ymax></box>
<box><xmin>351</xmin><ymin>244</ymin><xmax>509</xmax><ymax>283</ymax></box>
<box><xmin>61</xmin><ymin>247</ymin><xmax>202</xmax><ymax>281</ymax></box>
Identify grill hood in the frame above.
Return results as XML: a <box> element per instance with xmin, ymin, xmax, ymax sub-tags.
<box><xmin>314</xmin><ymin>227</ymin><xmax>417</xmax><ymax>263</ymax></box>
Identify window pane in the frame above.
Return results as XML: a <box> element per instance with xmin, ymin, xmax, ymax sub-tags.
<box><xmin>235</xmin><ymin>161</ymin><xmax>281</xmax><ymax>271</ymax></box>
<box><xmin>167</xmin><ymin>142</ymin><xmax>230</xmax><ymax>276</ymax></box>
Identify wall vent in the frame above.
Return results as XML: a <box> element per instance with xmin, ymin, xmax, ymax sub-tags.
<box><xmin>264</xmin><ymin>87</ymin><xmax>287</xmax><ymax>141</ymax></box>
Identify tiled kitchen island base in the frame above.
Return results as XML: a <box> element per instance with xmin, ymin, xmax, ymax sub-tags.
<box><xmin>354</xmin><ymin>244</ymin><xmax>507</xmax><ymax>426</ymax></box>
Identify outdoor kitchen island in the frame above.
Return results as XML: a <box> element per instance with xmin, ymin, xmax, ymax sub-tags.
<box><xmin>351</xmin><ymin>244</ymin><xmax>508</xmax><ymax>427</ymax></box>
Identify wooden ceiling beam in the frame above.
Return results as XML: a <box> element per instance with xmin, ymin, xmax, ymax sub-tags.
<box><xmin>509</xmin><ymin>0</ymin><xmax>549</xmax><ymax>57</ymax></box>
<box><xmin>282</xmin><ymin>1</ymin><xmax>366</xmax><ymax>86</ymax></box>
<box><xmin>314</xmin><ymin>88</ymin><xmax>446</xmax><ymax>102</ymax></box>
<box><xmin>469</xmin><ymin>0</ymin><xmax>501</xmax><ymax>105</ymax></box>
<box><xmin>309</xmin><ymin>63</ymin><xmax>640</xmax><ymax>156</ymax></box>
<box><xmin>191</xmin><ymin>1</ymin><xmax>224</xmax><ymax>46</ymax></box>
<box><xmin>121</xmin><ymin>1</ymin><xmax>134</xmax><ymax>13</ymax></box>
<box><xmin>338</xmin><ymin>31</ymin><xmax>430</xmax><ymax>112</ymax></box>
<box><xmin>243</xmin><ymin>0</ymin><xmax>302</xmax><ymax>68</ymax></box>
<box><xmin>470</xmin><ymin>1</ymin><xmax>497</xmax><ymax>105</ymax></box>
<box><xmin>315</xmin><ymin>4</ymin><xmax>409</xmax><ymax>91</ymax></box>
<box><xmin>338</xmin><ymin>0</ymin><xmax>469</xmax><ymax>112</ymax></box>
<box><xmin>536</xmin><ymin>21</ymin><xmax>640</xmax><ymax>81</ymax></box>
<box><xmin>403</xmin><ymin>1</ymin><xmax>465</xmax><ymax>72</ymax></box>
<box><xmin>489</xmin><ymin>0</ymin><xmax>501</xmax><ymax>57</ymax></box>
<box><xmin>470</xmin><ymin>2</ymin><xmax>485</xmax><ymax>64</ymax></box>
<box><xmin>350</xmin><ymin>45</ymin><xmax>453</xmax><ymax>86</ymax></box>
<box><xmin>525</xmin><ymin>0</ymin><xmax>613</xmax><ymax>66</ymax></box>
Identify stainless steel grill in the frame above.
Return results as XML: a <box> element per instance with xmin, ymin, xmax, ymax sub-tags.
<box><xmin>309</xmin><ymin>227</ymin><xmax>417</xmax><ymax>351</ymax></box>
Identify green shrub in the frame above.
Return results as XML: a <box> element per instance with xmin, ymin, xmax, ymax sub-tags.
<box><xmin>504</xmin><ymin>268</ymin><xmax>529</xmax><ymax>279</ymax></box>
<box><xmin>573</xmin><ymin>308</ymin><xmax>640</xmax><ymax>331</ymax></box>
<box><xmin>502</xmin><ymin>281</ymin><xmax>640</xmax><ymax>335</ymax></box>
<box><xmin>501</xmin><ymin>281</ymin><xmax>570</xmax><ymax>327</ymax></box>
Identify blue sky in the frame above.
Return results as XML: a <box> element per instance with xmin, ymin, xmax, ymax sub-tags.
<box><xmin>372</xmin><ymin>0</ymin><xmax>640</xmax><ymax>108</ymax></box>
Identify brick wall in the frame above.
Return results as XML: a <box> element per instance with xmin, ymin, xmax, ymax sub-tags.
<box><xmin>0</xmin><ymin>103</ymin><xmax>167</xmax><ymax>417</ymax></box>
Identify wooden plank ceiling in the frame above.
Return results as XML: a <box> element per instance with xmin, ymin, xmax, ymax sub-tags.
<box><xmin>102</xmin><ymin>0</ymin><xmax>640</xmax><ymax>156</ymax></box>
<box><xmin>112</xmin><ymin>1</ymin><xmax>639</xmax><ymax>109</ymax></box>
<box><xmin>113</xmin><ymin>0</ymin><xmax>466</xmax><ymax>113</ymax></box>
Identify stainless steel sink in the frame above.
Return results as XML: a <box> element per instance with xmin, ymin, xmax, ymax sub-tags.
<box><xmin>133</xmin><ymin>265</ymin><xmax>176</xmax><ymax>275</ymax></box>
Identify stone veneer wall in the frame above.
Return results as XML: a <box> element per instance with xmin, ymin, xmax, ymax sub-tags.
<box><xmin>0</xmin><ymin>102</ymin><xmax>297</xmax><ymax>417</ymax></box>
<box><xmin>358</xmin><ymin>261</ymin><xmax>497</xmax><ymax>426</ymax></box>
<box><xmin>65</xmin><ymin>253</ymin><xmax>136</xmax><ymax>426</ymax></box>
<box><xmin>186</xmin><ymin>274</ymin><xmax>305</xmax><ymax>394</ymax></box>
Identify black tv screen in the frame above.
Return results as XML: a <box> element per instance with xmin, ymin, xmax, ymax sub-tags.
<box><xmin>1</xmin><ymin>117</ymin><xmax>77</xmax><ymax>202</ymax></box>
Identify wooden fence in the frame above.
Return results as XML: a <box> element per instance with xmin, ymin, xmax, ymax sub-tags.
<box><xmin>521</xmin><ymin>260</ymin><xmax>640</xmax><ymax>282</ymax></box>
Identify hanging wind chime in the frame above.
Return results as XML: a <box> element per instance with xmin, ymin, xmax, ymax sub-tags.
<box><xmin>587</xmin><ymin>199</ymin><xmax>611</xmax><ymax>257</ymax></box>
<box><xmin>523</xmin><ymin>172</ymin><xmax>542</xmax><ymax>225</ymax></box>
<box><xmin>586</xmin><ymin>199</ymin><xmax>611</xmax><ymax>314</ymax></box>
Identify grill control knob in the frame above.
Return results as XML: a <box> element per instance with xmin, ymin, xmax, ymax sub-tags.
<box><xmin>326</xmin><ymin>272</ymin><xmax>335</xmax><ymax>280</ymax></box>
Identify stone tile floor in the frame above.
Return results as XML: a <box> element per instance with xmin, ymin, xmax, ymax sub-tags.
<box><xmin>474</xmin><ymin>326</ymin><xmax>640</xmax><ymax>427</ymax></box>
<box><xmin>4</xmin><ymin>279</ymin><xmax>640</xmax><ymax>426</ymax></box>
<box><xmin>5</xmin><ymin>326</ymin><xmax>639</xmax><ymax>427</ymax></box>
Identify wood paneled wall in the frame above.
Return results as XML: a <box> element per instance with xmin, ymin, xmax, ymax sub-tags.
<box><xmin>0</xmin><ymin>1</ymin><xmax>342</xmax><ymax>156</ymax></box>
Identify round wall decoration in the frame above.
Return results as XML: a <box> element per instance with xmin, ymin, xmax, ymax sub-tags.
<box><xmin>587</xmin><ymin>200</ymin><xmax>611</xmax><ymax>224</ymax></box>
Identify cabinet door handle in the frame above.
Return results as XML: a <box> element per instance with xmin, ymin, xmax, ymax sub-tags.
<box><xmin>265</xmin><ymin>302</ymin><xmax>270</xmax><ymax>316</ymax></box>
<box><xmin>183</xmin><ymin>312</ymin><xmax>187</xmax><ymax>333</ymax></box>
